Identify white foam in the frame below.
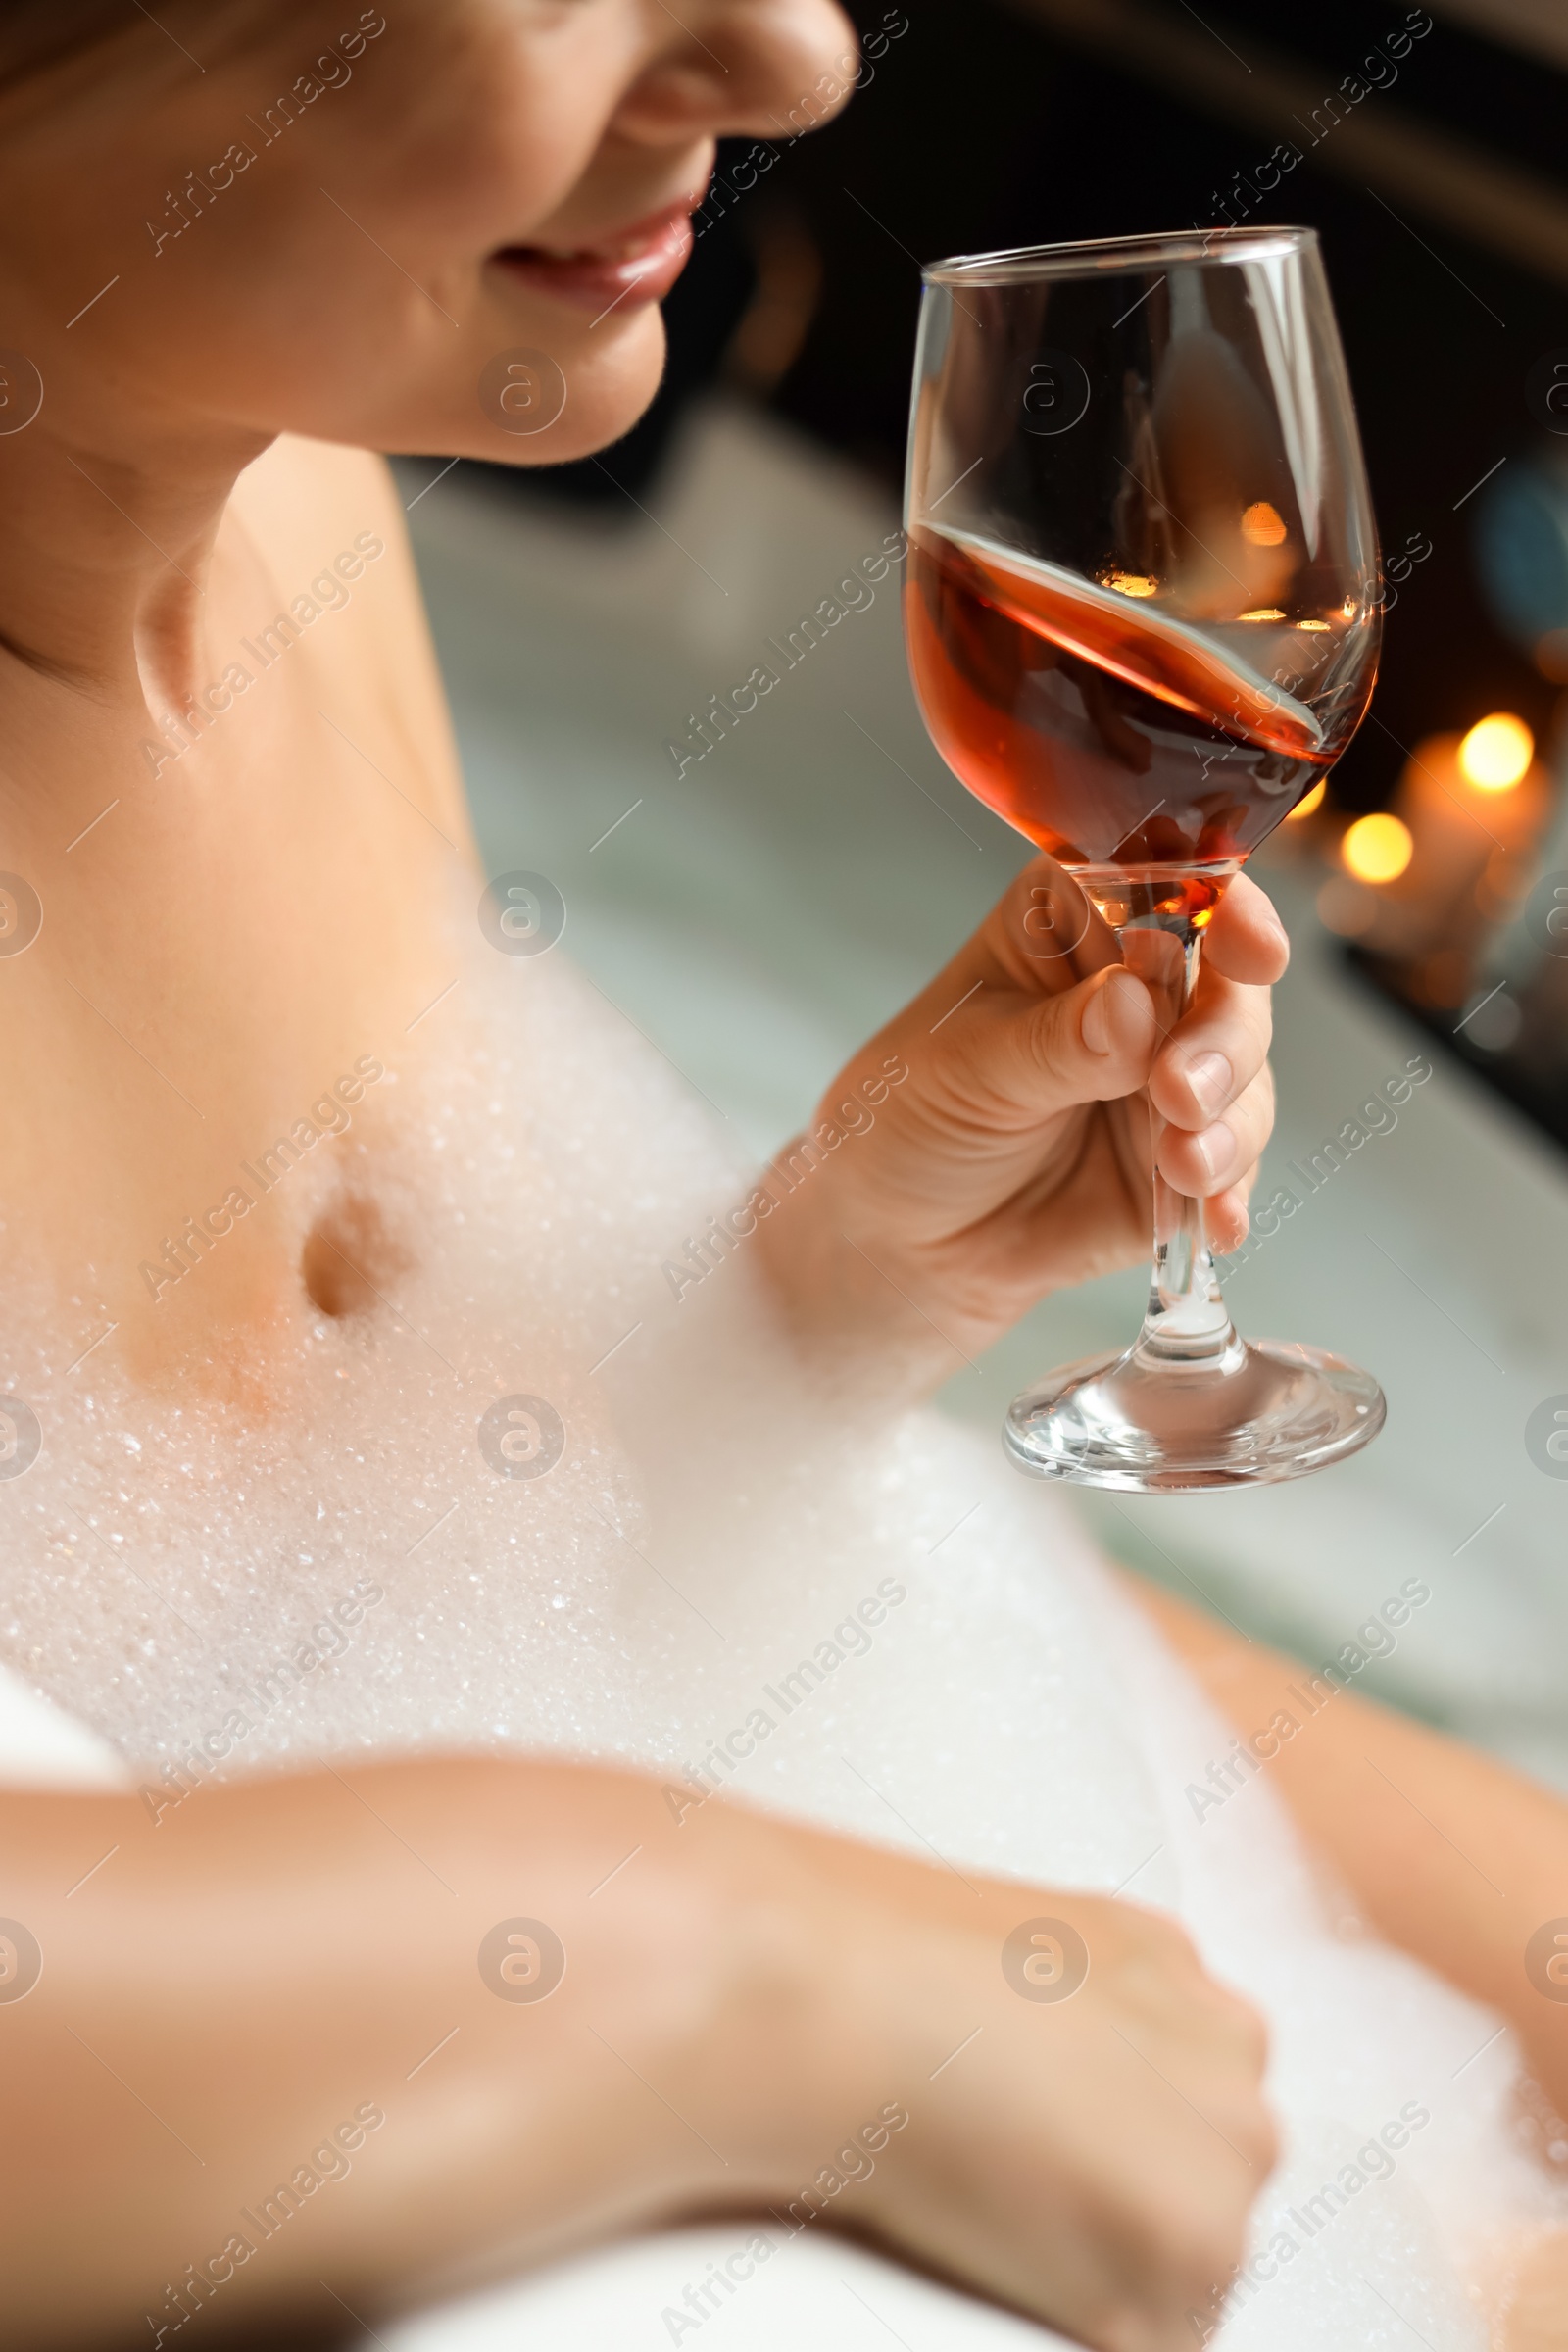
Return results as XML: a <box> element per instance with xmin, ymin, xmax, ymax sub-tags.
<box><xmin>0</xmin><ymin>914</ymin><xmax>1561</xmax><ymax>2340</ymax></box>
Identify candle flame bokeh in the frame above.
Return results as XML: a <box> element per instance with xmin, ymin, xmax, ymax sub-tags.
<box><xmin>1457</xmin><ymin>712</ymin><xmax>1534</xmax><ymax>793</ymax></box>
<box><xmin>1343</xmin><ymin>811</ymin><xmax>1414</xmax><ymax>884</ymax></box>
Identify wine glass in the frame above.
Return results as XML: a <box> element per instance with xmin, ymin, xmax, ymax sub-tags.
<box><xmin>903</xmin><ymin>225</ymin><xmax>1385</xmax><ymax>1491</ymax></box>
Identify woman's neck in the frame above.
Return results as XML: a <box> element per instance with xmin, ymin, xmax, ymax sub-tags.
<box><xmin>0</xmin><ymin>405</ymin><xmax>267</xmax><ymax>709</ymax></box>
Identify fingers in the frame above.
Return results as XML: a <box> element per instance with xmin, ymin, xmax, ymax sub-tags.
<box><xmin>961</xmin><ymin>857</ymin><xmax>1120</xmax><ymax>1004</ymax></box>
<box><xmin>928</xmin><ymin>863</ymin><xmax>1280</xmax><ymax>1126</ymax></box>
<box><xmin>1157</xmin><ymin>1061</ymin><xmax>1275</xmax><ymax>1202</ymax></box>
<box><xmin>1004</xmin><ymin>965</ymin><xmax>1158</xmax><ymax>1120</ymax></box>
<box><xmin>874</xmin><ymin>856</ymin><xmax>1279</xmax><ymax>1283</ymax></box>
<box><xmin>971</xmin><ymin>861</ymin><xmax>1279</xmax><ymax>1148</ymax></box>
<box><xmin>1149</xmin><ymin>948</ymin><xmax>1274</xmax><ymax>1138</ymax></box>
<box><xmin>834</xmin><ymin>1860</ymin><xmax>1275</xmax><ymax>2352</ymax></box>
<box><xmin>981</xmin><ymin>859</ymin><xmax>1286</xmax><ymax>993</ymax></box>
<box><xmin>1202</xmin><ymin>872</ymin><xmax>1290</xmax><ymax>986</ymax></box>
<box><xmin>898</xmin><ymin>965</ymin><xmax>1158</xmax><ymax>1171</ymax></box>
<box><xmin>1203</xmin><ymin>1178</ymin><xmax>1256</xmax><ymax>1259</ymax></box>
<box><xmin>1130</xmin><ymin>877</ymin><xmax>1280</xmax><ymax>1235</ymax></box>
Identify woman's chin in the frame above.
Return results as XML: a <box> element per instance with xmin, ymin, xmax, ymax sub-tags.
<box><xmin>427</xmin><ymin>308</ymin><xmax>667</xmax><ymax>470</ymax></box>
<box><xmin>480</xmin><ymin>390</ymin><xmax>660</xmax><ymax>469</ymax></box>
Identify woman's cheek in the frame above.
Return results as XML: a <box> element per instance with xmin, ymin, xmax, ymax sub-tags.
<box><xmin>351</xmin><ymin>13</ymin><xmax>612</xmax><ymax>253</ymax></box>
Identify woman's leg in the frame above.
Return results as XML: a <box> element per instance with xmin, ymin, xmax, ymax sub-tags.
<box><xmin>1130</xmin><ymin>1572</ymin><xmax>1568</xmax><ymax>2113</ymax></box>
<box><xmin>1131</xmin><ymin>1576</ymin><xmax>1568</xmax><ymax>2348</ymax></box>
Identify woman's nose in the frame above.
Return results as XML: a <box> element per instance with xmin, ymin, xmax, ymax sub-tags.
<box><xmin>611</xmin><ymin>0</ymin><xmax>860</xmax><ymax>146</ymax></box>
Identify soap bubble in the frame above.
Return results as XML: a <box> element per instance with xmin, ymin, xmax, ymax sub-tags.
<box><xmin>477</xmin><ymin>1395</ymin><xmax>565</xmax><ymax>1480</ymax></box>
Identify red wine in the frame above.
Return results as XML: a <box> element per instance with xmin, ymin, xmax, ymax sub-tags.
<box><xmin>906</xmin><ymin>524</ymin><xmax>1334</xmax><ymax>922</ymax></box>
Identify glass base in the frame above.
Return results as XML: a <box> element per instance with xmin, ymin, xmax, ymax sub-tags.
<box><xmin>1004</xmin><ymin>1336</ymin><xmax>1386</xmax><ymax>1493</ymax></box>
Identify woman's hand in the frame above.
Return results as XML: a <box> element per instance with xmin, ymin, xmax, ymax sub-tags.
<box><xmin>754</xmin><ymin>857</ymin><xmax>1287</xmax><ymax>1389</ymax></box>
<box><xmin>789</xmin><ymin>1845</ymin><xmax>1276</xmax><ymax>2352</ymax></box>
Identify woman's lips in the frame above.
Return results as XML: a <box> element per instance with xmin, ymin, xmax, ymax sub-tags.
<box><xmin>492</xmin><ymin>202</ymin><xmax>697</xmax><ymax>317</ymax></box>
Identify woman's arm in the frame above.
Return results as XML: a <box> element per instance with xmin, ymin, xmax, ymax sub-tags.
<box><xmin>2</xmin><ymin>1755</ymin><xmax>1271</xmax><ymax>2351</ymax></box>
<box><xmin>1130</xmin><ymin>1574</ymin><xmax>1568</xmax><ymax>2115</ymax></box>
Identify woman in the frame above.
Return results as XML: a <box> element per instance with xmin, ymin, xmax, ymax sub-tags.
<box><xmin>0</xmin><ymin>5</ymin><xmax>1564</xmax><ymax>2348</ymax></box>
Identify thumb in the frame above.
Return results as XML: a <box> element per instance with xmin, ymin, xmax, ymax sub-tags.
<box><xmin>1014</xmin><ymin>965</ymin><xmax>1156</xmax><ymax>1114</ymax></box>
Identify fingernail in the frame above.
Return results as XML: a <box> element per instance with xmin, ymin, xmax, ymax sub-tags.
<box><xmin>1193</xmin><ymin>1121</ymin><xmax>1237</xmax><ymax>1180</ymax></box>
<box><xmin>1081</xmin><ymin>972</ymin><xmax>1128</xmax><ymax>1054</ymax></box>
<box><xmin>1187</xmin><ymin>1051</ymin><xmax>1232</xmax><ymax>1117</ymax></box>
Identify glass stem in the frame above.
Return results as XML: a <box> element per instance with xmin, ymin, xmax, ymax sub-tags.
<box><xmin>1118</xmin><ymin>915</ymin><xmax>1242</xmax><ymax>1371</ymax></box>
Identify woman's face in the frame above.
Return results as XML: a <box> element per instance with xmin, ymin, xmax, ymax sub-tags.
<box><xmin>0</xmin><ymin>0</ymin><xmax>858</xmax><ymax>468</ymax></box>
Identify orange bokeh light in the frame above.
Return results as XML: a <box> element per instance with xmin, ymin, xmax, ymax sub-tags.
<box><xmin>1342</xmin><ymin>811</ymin><xmax>1413</xmax><ymax>884</ymax></box>
<box><xmin>1457</xmin><ymin>713</ymin><xmax>1533</xmax><ymax>793</ymax></box>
